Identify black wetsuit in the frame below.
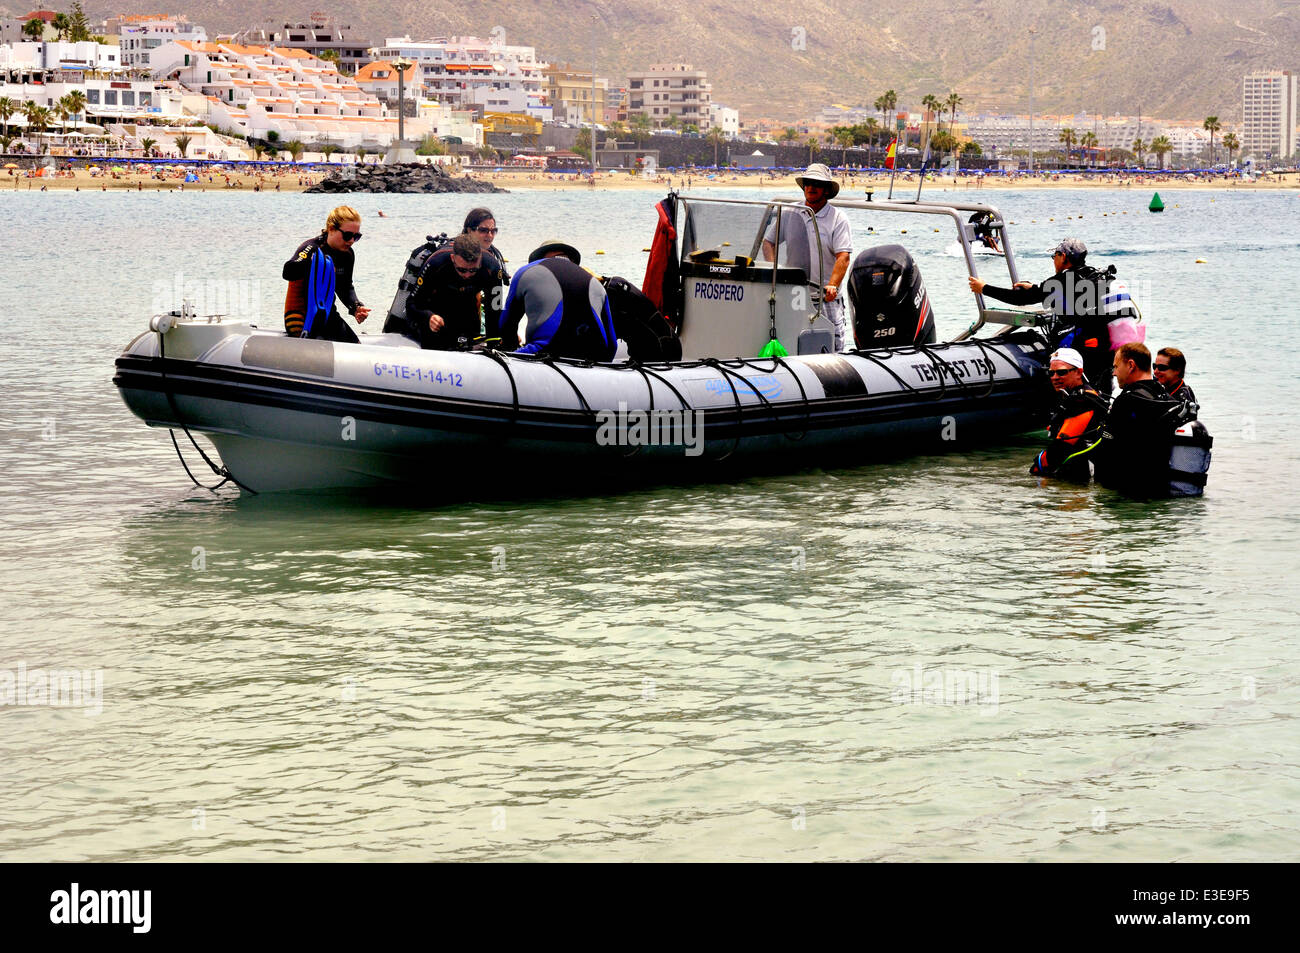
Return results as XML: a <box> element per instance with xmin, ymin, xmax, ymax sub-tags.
<box><xmin>980</xmin><ymin>266</ymin><xmax>1113</xmax><ymax>394</ymax></box>
<box><xmin>1031</xmin><ymin>384</ymin><xmax>1110</xmax><ymax>482</ymax></box>
<box><xmin>499</xmin><ymin>258</ymin><xmax>617</xmax><ymax>362</ymax></box>
<box><xmin>1094</xmin><ymin>379</ymin><xmax>1185</xmax><ymax>497</ymax></box>
<box><xmin>383</xmin><ymin>248</ymin><xmax>504</xmax><ymax>350</ymax></box>
<box><xmin>282</xmin><ymin>235</ymin><xmax>364</xmax><ymax>343</ymax></box>
<box><xmin>1167</xmin><ymin>380</ymin><xmax>1198</xmax><ymax>419</ymax></box>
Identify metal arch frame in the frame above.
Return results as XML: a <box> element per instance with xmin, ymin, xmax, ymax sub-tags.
<box><xmin>676</xmin><ymin>192</ymin><xmax>1041</xmax><ymax>343</ymax></box>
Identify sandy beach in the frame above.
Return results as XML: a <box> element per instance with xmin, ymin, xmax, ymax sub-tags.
<box><xmin>9</xmin><ymin>165</ymin><xmax>1298</xmax><ymax>193</ymax></box>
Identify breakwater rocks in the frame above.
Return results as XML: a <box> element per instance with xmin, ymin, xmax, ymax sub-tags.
<box><xmin>305</xmin><ymin>163</ymin><xmax>506</xmax><ymax>194</ymax></box>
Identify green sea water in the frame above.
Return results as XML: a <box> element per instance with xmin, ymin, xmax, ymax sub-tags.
<box><xmin>0</xmin><ymin>186</ymin><xmax>1297</xmax><ymax>860</ymax></box>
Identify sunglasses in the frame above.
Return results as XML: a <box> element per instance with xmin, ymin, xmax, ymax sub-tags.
<box><xmin>1047</xmin><ymin>368</ymin><xmax>1076</xmax><ymax>377</ymax></box>
<box><xmin>476</xmin><ymin>226</ymin><xmax>499</xmax><ymax>235</ymax></box>
<box><xmin>453</xmin><ymin>263</ymin><xmax>479</xmax><ymax>276</ymax></box>
<box><xmin>1153</xmin><ymin>364</ymin><xmax>1172</xmax><ymax>371</ymax></box>
<box><xmin>339</xmin><ymin>230</ymin><xmax>362</xmax><ymax>242</ymax></box>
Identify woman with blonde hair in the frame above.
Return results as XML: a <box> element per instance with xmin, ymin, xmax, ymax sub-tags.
<box><xmin>282</xmin><ymin>205</ymin><xmax>371</xmax><ymax>341</ymax></box>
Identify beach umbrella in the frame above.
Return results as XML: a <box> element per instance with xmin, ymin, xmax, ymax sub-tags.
<box><xmin>88</xmin><ymin>165</ymin><xmax>101</xmax><ymax>171</ymax></box>
<box><xmin>3</xmin><ymin>163</ymin><xmax>18</xmax><ymax>169</ymax></box>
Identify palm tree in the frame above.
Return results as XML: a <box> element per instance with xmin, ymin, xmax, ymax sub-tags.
<box><xmin>628</xmin><ymin>112</ymin><xmax>651</xmax><ymax>146</ymax></box>
<box><xmin>254</xmin><ymin>143</ymin><xmax>266</xmax><ymax>160</ymax></box>
<box><xmin>53</xmin><ymin>97</ymin><xmax>72</xmax><ymax>137</ymax></box>
<box><xmin>706</xmin><ymin>125</ymin><xmax>726</xmax><ymax>168</ymax></box>
<box><xmin>1202</xmin><ymin>115</ymin><xmax>1221</xmax><ymax>166</ymax></box>
<box><xmin>1058</xmin><ymin>127</ymin><xmax>1077</xmax><ymax>164</ymax></box>
<box><xmin>174</xmin><ymin>133</ymin><xmax>192</xmax><ymax>158</ymax></box>
<box><xmin>831</xmin><ymin>125</ymin><xmax>854</xmax><ymax>168</ymax></box>
<box><xmin>320</xmin><ymin>143</ymin><xmax>339</xmax><ymax>163</ymax></box>
<box><xmin>779</xmin><ymin>127</ymin><xmax>799</xmax><ymax>143</ymax></box>
<box><xmin>1132</xmin><ymin>138</ymin><xmax>1147</xmax><ymax>168</ymax></box>
<box><xmin>63</xmin><ymin>89</ymin><xmax>87</xmax><ymax>129</ymax></box>
<box><xmin>22</xmin><ymin>18</ymin><xmax>44</xmax><ymax>41</ymax></box>
<box><xmin>876</xmin><ymin>89</ymin><xmax>897</xmax><ymax>142</ymax></box>
<box><xmin>806</xmin><ymin>135</ymin><xmax>819</xmax><ymax>165</ymax></box>
<box><xmin>853</xmin><ymin>117</ymin><xmax>880</xmax><ymax>164</ymax></box>
<box><xmin>1079</xmin><ymin>131</ymin><xmax>1098</xmax><ymax>167</ymax></box>
<box><xmin>945</xmin><ymin>92</ymin><xmax>962</xmax><ymax>133</ymax></box>
<box><xmin>354</xmin><ymin>144</ymin><xmax>366</xmax><ymax>164</ymax></box>
<box><xmin>140</xmin><ymin>137</ymin><xmax>157</xmax><ymax>157</ymax></box>
<box><xmin>921</xmin><ymin>94</ymin><xmax>940</xmax><ymax>139</ymax></box>
<box><xmin>1150</xmin><ymin>135</ymin><xmax>1173</xmax><ymax>169</ymax></box>
<box><xmin>0</xmin><ymin>97</ymin><xmax>14</xmax><ymax>137</ymax></box>
<box><xmin>287</xmin><ymin>140</ymin><xmax>305</xmax><ymax>162</ymax></box>
<box><xmin>24</xmin><ymin>103</ymin><xmax>51</xmax><ymax>153</ymax></box>
<box><xmin>1222</xmin><ymin>132</ymin><xmax>1240</xmax><ymax>169</ymax></box>
<box><xmin>930</xmin><ymin>129</ymin><xmax>958</xmax><ymax>164</ymax></box>
<box><xmin>52</xmin><ymin>13</ymin><xmax>70</xmax><ymax>40</ymax></box>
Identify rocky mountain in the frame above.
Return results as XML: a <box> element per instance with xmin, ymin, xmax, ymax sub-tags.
<box><xmin>51</xmin><ymin>1</ymin><xmax>1300</xmax><ymax>120</ymax></box>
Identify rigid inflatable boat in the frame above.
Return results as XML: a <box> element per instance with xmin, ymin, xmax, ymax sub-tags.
<box><xmin>115</xmin><ymin>194</ymin><xmax>1057</xmax><ymax>493</ymax></box>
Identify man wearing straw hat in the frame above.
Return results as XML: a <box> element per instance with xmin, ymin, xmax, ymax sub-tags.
<box><xmin>761</xmin><ymin>163</ymin><xmax>853</xmax><ymax>350</ymax></box>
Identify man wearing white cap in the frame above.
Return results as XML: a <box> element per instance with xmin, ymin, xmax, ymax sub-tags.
<box><xmin>761</xmin><ymin>163</ymin><xmax>853</xmax><ymax>350</ymax></box>
<box><xmin>1030</xmin><ymin>347</ymin><xmax>1109</xmax><ymax>482</ymax></box>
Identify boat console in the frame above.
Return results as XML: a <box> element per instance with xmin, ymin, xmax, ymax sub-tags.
<box><xmin>671</xmin><ymin>192</ymin><xmax>1051</xmax><ymax>360</ymax></box>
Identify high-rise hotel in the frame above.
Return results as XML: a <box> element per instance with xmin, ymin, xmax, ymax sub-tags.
<box><xmin>1242</xmin><ymin>70</ymin><xmax>1296</xmax><ymax>163</ymax></box>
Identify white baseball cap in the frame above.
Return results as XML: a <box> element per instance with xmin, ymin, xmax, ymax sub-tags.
<box><xmin>1050</xmin><ymin>348</ymin><xmax>1085</xmax><ymax>369</ymax></box>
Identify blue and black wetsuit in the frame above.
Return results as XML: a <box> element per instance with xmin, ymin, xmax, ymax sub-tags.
<box><xmin>499</xmin><ymin>258</ymin><xmax>617</xmax><ymax>362</ymax></box>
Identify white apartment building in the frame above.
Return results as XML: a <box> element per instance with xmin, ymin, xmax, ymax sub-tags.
<box><xmin>374</xmin><ymin>36</ymin><xmax>549</xmax><ymax>119</ymax></box>
<box><xmin>709</xmin><ymin>103</ymin><xmax>740</xmax><ymax>138</ymax></box>
<box><xmin>115</xmin><ymin>15</ymin><xmax>207</xmax><ymax>68</ymax></box>
<box><xmin>150</xmin><ymin>40</ymin><xmax>397</xmax><ymax>148</ymax></box>
<box><xmin>1242</xmin><ymin>70</ymin><xmax>1297</xmax><ymax>162</ymax></box>
<box><xmin>1</xmin><ymin>39</ymin><xmax>121</xmax><ymax>72</ymax></box>
<box><xmin>627</xmin><ymin>64</ymin><xmax>712</xmax><ymax>130</ymax></box>
<box><xmin>231</xmin><ymin>16</ymin><xmax>373</xmax><ymax>75</ymax></box>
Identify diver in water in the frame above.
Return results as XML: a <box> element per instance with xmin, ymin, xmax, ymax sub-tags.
<box><xmin>1094</xmin><ymin>343</ymin><xmax>1187</xmax><ymax>498</ymax></box>
<box><xmin>1031</xmin><ymin>348</ymin><xmax>1109</xmax><ymax>482</ymax></box>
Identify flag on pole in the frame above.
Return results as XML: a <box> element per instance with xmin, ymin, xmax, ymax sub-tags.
<box><xmin>915</xmin><ymin>138</ymin><xmax>934</xmax><ymax>201</ymax></box>
<box><xmin>884</xmin><ymin>138</ymin><xmax>898</xmax><ymax>170</ymax></box>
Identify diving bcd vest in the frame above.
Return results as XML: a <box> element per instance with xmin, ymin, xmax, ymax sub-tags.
<box><xmin>386</xmin><ymin>233</ymin><xmax>454</xmax><ymax>329</ymax></box>
<box><xmin>1168</xmin><ymin>419</ymin><xmax>1213</xmax><ymax>497</ymax></box>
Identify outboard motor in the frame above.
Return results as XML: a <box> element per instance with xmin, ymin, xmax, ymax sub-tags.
<box><xmin>848</xmin><ymin>245</ymin><xmax>937</xmax><ymax>347</ymax></box>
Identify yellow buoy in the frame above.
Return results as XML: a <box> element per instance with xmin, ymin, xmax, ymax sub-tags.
<box><xmin>933</xmin><ymin>228</ymin><xmax>940</xmax><ymax>232</ymax></box>
<box><xmin>642</xmin><ymin>247</ymin><xmax>651</xmax><ymax>252</ymax></box>
<box><xmin>1195</xmin><ymin>258</ymin><xmax>1207</xmax><ymax>264</ymax></box>
<box><xmin>721</xmin><ymin>241</ymin><xmax>731</xmax><ymax>246</ymax></box>
<box><xmin>901</xmin><ymin>229</ymin><xmax>907</xmax><ymax>233</ymax></box>
<box><xmin>595</xmin><ymin>250</ymin><xmax>605</xmax><ymax>255</ymax></box>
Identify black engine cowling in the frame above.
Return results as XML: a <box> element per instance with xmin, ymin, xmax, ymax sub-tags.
<box><xmin>848</xmin><ymin>244</ymin><xmax>937</xmax><ymax>347</ymax></box>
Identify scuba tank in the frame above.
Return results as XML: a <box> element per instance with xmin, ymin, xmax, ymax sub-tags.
<box><xmin>1168</xmin><ymin>419</ymin><xmax>1213</xmax><ymax>497</ymax></box>
<box><xmin>1095</xmin><ymin>264</ymin><xmax>1146</xmax><ymax>350</ymax></box>
<box><xmin>385</xmin><ymin>233</ymin><xmax>454</xmax><ymax>329</ymax></box>
<box><xmin>600</xmin><ymin>275</ymin><xmax>682</xmax><ymax>361</ymax></box>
